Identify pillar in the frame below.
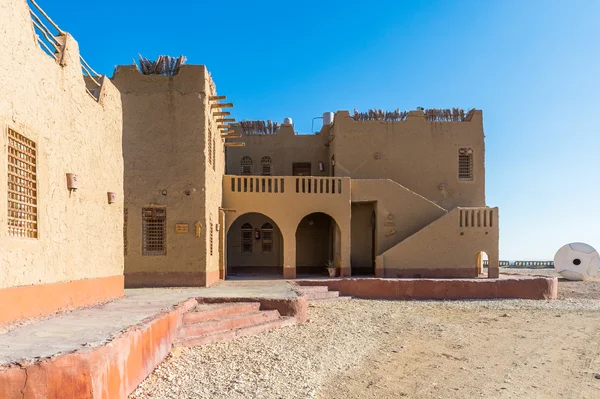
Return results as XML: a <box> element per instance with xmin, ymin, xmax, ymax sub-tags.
<box><xmin>282</xmin><ymin>227</ymin><xmax>296</xmax><ymax>279</ymax></box>
<box><xmin>488</xmin><ymin>251</ymin><xmax>500</xmax><ymax>279</ymax></box>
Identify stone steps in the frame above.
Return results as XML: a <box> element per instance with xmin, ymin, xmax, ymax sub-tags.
<box><xmin>183</xmin><ymin>302</ymin><xmax>261</xmax><ymax>324</ymax></box>
<box><xmin>175</xmin><ymin>317</ymin><xmax>296</xmax><ymax>348</ymax></box>
<box><xmin>174</xmin><ymin>302</ymin><xmax>295</xmax><ymax>348</ymax></box>
<box><xmin>296</xmin><ymin>286</ymin><xmax>352</xmax><ymax>302</ymax></box>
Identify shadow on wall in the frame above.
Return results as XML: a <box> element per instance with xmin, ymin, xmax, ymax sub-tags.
<box><xmin>296</xmin><ymin>212</ymin><xmax>340</xmax><ymax>276</ymax></box>
<box><xmin>227</xmin><ymin>213</ymin><xmax>283</xmax><ymax>276</ymax></box>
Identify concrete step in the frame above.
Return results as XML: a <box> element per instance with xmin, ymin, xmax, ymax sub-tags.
<box><xmin>179</xmin><ymin>310</ymin><xmax>280</xmax><ymax>339</ymax></box>
<box><xmin>183</xmin><ymin>302</ymin><xmax>261</xmax><ymax>325</ymax></box>
<box><xmin>296</xmin><ymin>285</ymin><xmax>329</xmax><ymax>293</ymax></box>
<box><xmin>303</xmin><ymin>291</ymin><xmax>341</xmax><ymax>300</ymax></box>
<box><xmin>174</xmin><ymin>317</ymin><xmax>297</xmax><ymax>348</ymax></box>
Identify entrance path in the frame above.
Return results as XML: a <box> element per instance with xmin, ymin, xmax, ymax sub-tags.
<box><xmin>0</xmin><ymin>280</ymin><xmax>298</xmax><ymax>365</ymax></box>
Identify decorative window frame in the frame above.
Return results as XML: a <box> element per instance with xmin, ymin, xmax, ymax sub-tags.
<box><xmin>457</xmin><ymin>147</ymin><xmax>474</xmax><ymax>182</ymax></box>
<box><xmin>241</xmin><ymin>156</ymin><xmax>253</xmax><ymax>175</ymax></box>
<box><xmin>142</xmin><ymin>207</ymin><xmax>167</xmax><ymax>256</ymax></box>
<box><xmin>241</xmin><ymin>223</ymin><xmax>253</xmax><ymax>254</ymax></box>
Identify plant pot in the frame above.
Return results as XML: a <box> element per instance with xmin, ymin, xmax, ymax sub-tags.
<box><xmin>327</xmin><ymin>268</ymin><xmax>337</xmax><ymax>278</ymax></box>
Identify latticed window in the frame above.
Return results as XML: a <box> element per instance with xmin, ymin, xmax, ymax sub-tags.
<box><xmin>241</xmin><ymin>223</ymin><xmax>253</xmax><ymax>253</ymax></box>
<box><xmin>209</xmin><ymin>221</ymin><xmax>214</xmax><ymax>256</ymax></box>
<box><xmin>261</xmin><ymin>156</ymin><xmax>273</xmax><ymax>176</ymax></box>
<box><xmin>212</xmin><ymin>137</ymin><xmax>216</xmax><ymax>171</ymax></box>
<box><xmin>241</xmin><ymin>156</ymin><xmax>253</xmax><ymax>175</ymax></box>
<box><xmin>142</xmin><ymin>207</ymin><xmax>166</xmax><ymax>256</ymax></box>
<box><xmin>261</xmin><ymin>223</ymin><xmax>273</xmax><ymax>253</ymax></box>
<box><xmin>208</xmin><ymin>129</ymin><xmax>213</xmax><ymax>167</ymax></box>
<box><xmin>7</xmin><ymin>128</ymin><xmax>37</xmax><ymax>238</ymax></box>
<box><xmin>124</xmin><ymin>208</ymin><xmax>128</xmax><ymax>255</ymax></box>
<box><xmin>458</xmin><ymin>148</ymin><xmax>473</xmax><ymax>181</ymax></box>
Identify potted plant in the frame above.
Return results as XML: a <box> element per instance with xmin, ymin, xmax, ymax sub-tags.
<box><xmin>326</xmin><ymin>261</ymin><xmax>337</xmax><ymax>278</ymax></box>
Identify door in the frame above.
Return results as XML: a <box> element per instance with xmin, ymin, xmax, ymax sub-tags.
<box><xmin>293</xmin><ymin>162</ymin><xmax>311</xmax><ymax>176</ymax></box>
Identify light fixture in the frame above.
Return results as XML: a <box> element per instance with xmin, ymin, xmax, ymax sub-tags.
<box><xmin>107</xmin><ymin>192</ymin><xmax>117</xmax><ymax>204</ymax></box>
<box><xmin>66</xmin><ymin>173</ymin><xmax>78</xmax><ymax>192</ymax></box>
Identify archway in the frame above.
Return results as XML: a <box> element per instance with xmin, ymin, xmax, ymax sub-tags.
<box><xmin>295</xmin><ymin>212</ymin><xmax>341</xmax><ymax>276</ymax></box>
<box><xmin>475</xmin><ymin>251</ymin><xmax>489</xmax><ymax>277</ymax></box>
<box><xmin>226</xmin><ymin>213</ymin><xmax>283</xmax><ymax>278</ymax></box>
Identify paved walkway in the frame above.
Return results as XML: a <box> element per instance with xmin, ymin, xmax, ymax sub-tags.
<box><xmin>0</xmin><ymin>280</ymin><xmax>297</xmax><ymax>364</ymax></box>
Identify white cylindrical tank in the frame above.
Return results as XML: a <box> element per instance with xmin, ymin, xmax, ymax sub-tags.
<box><xmin>283</xmin><ymin>117</ymin><xmax>293</xmax><ymax>125</ymax></box>
<box><xmin>323</xmin><ymin>112</ymin><xmax>334</xmax><ymax>126</ymax></box>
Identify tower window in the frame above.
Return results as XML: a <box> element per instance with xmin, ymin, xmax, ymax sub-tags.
<box><xmin>261</xmin><ymin>156</ymin><xmax>273</xmax><ymax>176</ymax></box>
<box><xmin>241</xmin><ymin>156</ymin><xmax>253</xmax><ymax>175</ymax></box>
<box><xmin>458</xmin><ymin>148</ymin><xmax>473</xmax><ymax>181</ymax></box>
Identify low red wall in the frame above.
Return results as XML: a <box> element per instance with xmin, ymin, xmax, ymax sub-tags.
<box><xmin>0</xmin><ymin>299</ymin><xmax>197</xmax><ymax>399</ymax></box>
<box><xmin>0</xmin><ymin>275</ymin><xmax>124</xmax><ymax>327</ymax></box>
<box><xmin>196</xmin><ymin>295</ymin><xmax>308</xmax><ymax>323</ymax></box>
<box><xmin>125</xmin><ymin>271</ymin><xmax>221</xmax><ymax>288</ymax></box>
<box><xmin>294</xmin><ymin>276</ymin><xmax>558</xmax><ymax>300</ymax></box>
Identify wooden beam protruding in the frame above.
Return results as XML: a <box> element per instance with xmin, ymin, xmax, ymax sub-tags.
<box><xmin>221</xmin><ymin>134</ymin><xmax>242</xmax><ymax>139</ymax></box>
<box><xmin>224</xmin><ymin>142</ymin><xmax>245</xmax><ymax>147</ymax></box>
<box><xmin>209</xmin><ymin>95</ymin><xmax>226</xmax><ymax>100</ymax></box>
<box><xmin>213</xmin><ymin>112</ymin><xmax>230</xmax><ymax>116</ymax></box>
<box><xmin>216</xmin><ymin>118</ymin><xmax>235</xmax><ymax>123</ymax></box>
<box><xmin>210</xmin><ymin>103</ymin><xmax>234</xmax><ymax>109</ymax></box>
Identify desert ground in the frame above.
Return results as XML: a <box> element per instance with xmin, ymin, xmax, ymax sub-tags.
<box><xmin>131</xmin><ymin>269</ymin><xmax>600</xmax><ymax>399</ymax></box>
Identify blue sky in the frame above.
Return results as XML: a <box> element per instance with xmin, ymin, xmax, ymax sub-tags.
<box><xmin>39</xmin><ymin>0</ymin><xmax>599</xmax><ymax>260</ymax></box>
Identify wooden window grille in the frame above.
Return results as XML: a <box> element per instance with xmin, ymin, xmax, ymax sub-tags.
<box><xmin>124</xmin><ymin>208</ymin><xmax>128</xmax><ymax>255</ymax></box>
<box><xmin>458</xmin><ymin>148</ymin><xmax>473</xmax><ymax>181</ymax></box>
<box><xmin>7</xmin><ymin>128</ymin><xmax>38</xmax><ymax>238</ymax></box>
<box><xmin>261</xmin><ymin>223</ymin><xmax>273</xmax><ymax>253</ymax></box>
<box><xmin>261</xmin><ymin>156</ymin><xmax>273</xmax><ymax>176</ymax></box>
<box><xmin>208</xmin><ymin>129</ymin><xmax>213</xmax><ymax>167</ymax></box>
<box><xmin>241</xmin><ymin>223</ymin><xmax>253</xmax><ymax>253</ymax></box>
<box><xmin>212</xmin><ymin>137</ymin><xmax>216</xmax><ymax>171</ymax></box>
<box><xmin>142</xmin><ymin>207</ymin><xmax>166</xmax><ymax>256</ymax></box>
<box><xmin>241</xmin><ymin>156</ymin><xmax>253</xmax><ymax>175</ymax></box>
<box><xmin>210</xmin><ymin>221</ymin><xmax>214</xmax><ymax>256</ymax></box>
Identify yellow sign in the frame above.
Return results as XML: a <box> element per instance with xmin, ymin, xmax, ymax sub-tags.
<box><xmin>385</xmin><ymin>229</ymin><xmax>396</xmax><ymax>237</ymax></box>
<box><xmin>195</xmin><ymin>221</ymin><xmax>202</xmax><ymax>237</ymax></box>
<box><xmin>384</xmin><ymin>221</ymin><xmax>395</xmax><ymax>227</ymax></box>
<box><xmin>175</xmin><ymin>223</ymin><xmax>189</xmax><ymax>234</ymax></box>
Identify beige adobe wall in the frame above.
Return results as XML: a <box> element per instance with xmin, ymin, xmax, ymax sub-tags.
<box><xmin>226</xmin><ymin>124</ymin><xmax>330</xmax><ymax>176</ymax></box>
<box><xmin>0</xmin><ymin>0</ymin><xmax>124</xmax><ymax>289</ymax></box>
<box><xmin>377</xmin><ymin>207</ymin><xmax>499</xmax><ymax>278</ymax></box>
<box><xmin>331</xmin><ymin>110</ymin><xmax>486</xmax><ymax>209</ymax></box>
<box><xmin>203</xmin><ymin>72</ymin><xmax>225</xmax><ymax>285</ymax></box>
<box><xmin>112</xmin><ymin>65</ymin><xmax>219</xmax><ymax>287</ymax></box>
<box><xmin>351</xmin><ymin>179</ymin><xmax>448</xmax><ymax>255</ymax></box>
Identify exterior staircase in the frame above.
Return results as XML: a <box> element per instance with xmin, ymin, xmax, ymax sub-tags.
<box><xmin>174</xmin><ymin>302</ymin><xmax>296</xmax><ymax>348</ymax></box>
<box><xmin>296</xmin><ymin>285</ymin><xmax>351</xmax><ymax>302</ymax></box>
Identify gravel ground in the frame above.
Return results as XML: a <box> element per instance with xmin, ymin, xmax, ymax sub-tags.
<box><xmin>130</xmin><ymin>272</ymin><xmax>600</xmax><ymax>399</ymax></box>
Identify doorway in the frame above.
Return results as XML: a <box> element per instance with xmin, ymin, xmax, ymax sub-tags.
<box><xmin>351</xmin><ymin>202</ymin><xmax>376</xmax><ymax>275</ymax></box>
<box><xmin>293</xmin><ymin>162</ymin><xmax>311</xmax><ymax>176</ymax></box>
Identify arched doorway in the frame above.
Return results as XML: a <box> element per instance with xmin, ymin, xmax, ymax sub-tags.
<box><xmin>226</xmin><ymin>213</ymin><xmax>283</xmax><ymax>278</ymax></box>
<box><xmin>475</xmin><ymin>251</ymin><xmax>489</xmax><ymax>277</ymax></box>
<box><xmin>296</xmin><ymin>212</ymin><xmax>341</xmax><ymax>276</ymax></box>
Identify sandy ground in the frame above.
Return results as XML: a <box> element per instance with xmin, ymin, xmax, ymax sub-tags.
<box><xmin>131</xmin><ymin>269</ymin><xmax>600</xmax><ymax>399</ymax></box>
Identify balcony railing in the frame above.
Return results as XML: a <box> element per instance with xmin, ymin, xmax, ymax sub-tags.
<box><xmin>227</xmin><ymin>176</ymin><xmax>345</xmax><ymax>195</ymax></box>
<box><xmin>459</xmin><ymin>207</ymin><xmax>496</xmax><ymax>228</ymax></box>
